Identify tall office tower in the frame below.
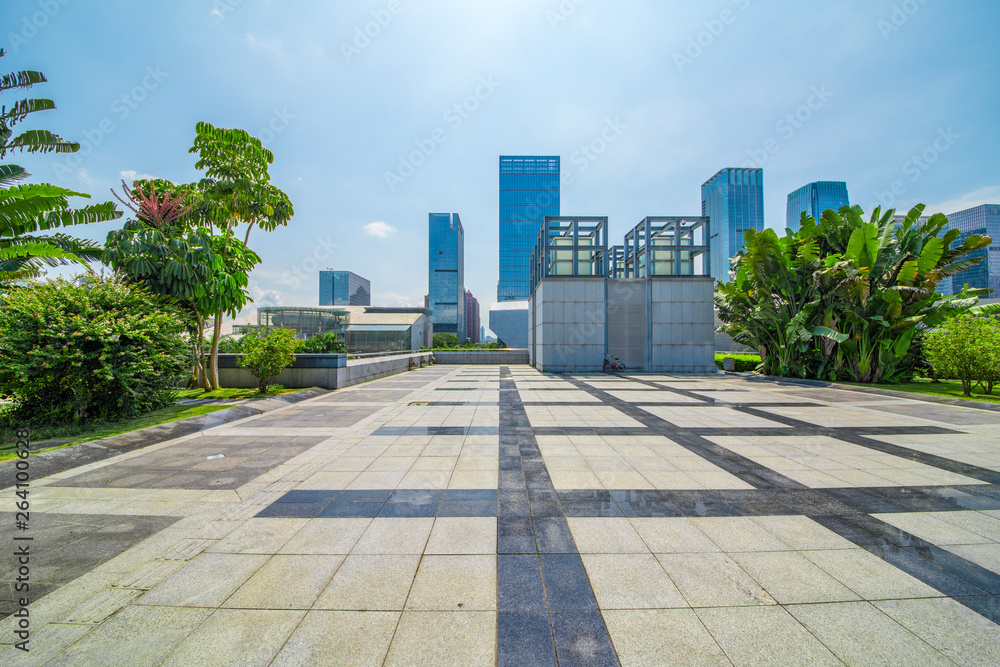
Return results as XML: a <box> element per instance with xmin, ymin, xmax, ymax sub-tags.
<box><xmin>498</xmin><ymin>155</ymin><xmax>560</xmax><ymax>301</ymax></box>
<box><xmin>464</xmin><ymin>290</ymin><xmax>481</xmax><ymax>344</ymax></box>
<box><xmin>786</xmin><ymin>181</ymin><xmax>850</xmax><ymax>231</ymax></box>
<box><xmin>319</xmin><ymin>270</ymin><xmax>371</xmax><ymax>306</ymax></box>
<box><xmin>938</xmin><ymin>204</ymin><xmax>1000</xmax><ymax>296</ymax></box>
<box><xmin>701</xmin><ymin>168</ymin><xmax>764</xmax><ymax>283</ymax></box>
<box><xmin>428</xmin><ymin>213</ymin><xmax>466</xmax><ymax>341</ymax></box>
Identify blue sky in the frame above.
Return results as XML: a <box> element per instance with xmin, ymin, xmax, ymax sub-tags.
<box><xmin>4</xmin><ymin>0</ymin><xmax>998</xmax><ymax>333</ymax></box>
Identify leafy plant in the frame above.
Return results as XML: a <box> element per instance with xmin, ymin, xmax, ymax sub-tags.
<box><xmin>236</xmin><ymin>327</ymin><xmax>298</xmax><ymax>393</ymax></box>
<box><xmin>716</xmin><ymin>204</ymin><xmax>993</xmax><ymax>383</ymax></box>
<box><xmin>299</xmin><ymin>331</ymin><xmax>346</xmax><ymax>354</ymax></box>
<box><xmin>188</xmin><ymin>122</ymin><xmax>293</xmax><ymax>389</ymax></box>
<box><xmin>0</xmin><ymin>276</ymin><xmax>190</xmax><ymax>425</ymax></box>
<box><xmin>0</xmin><ymin>49</ymin><xmax>120</xmax><ymax>283</ymax></box>
<box><xmin>433</xmin><ymin>333</ymin><xmax>460</xmax><ymax>349</ymax></box>
<box><xmin>924</xmin><ymin>315</ymin><xmax>1000</xmax><ymax>395</ymax></box>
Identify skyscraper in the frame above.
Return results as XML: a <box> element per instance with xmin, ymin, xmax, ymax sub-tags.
<box><xmin>939</xmin><ymin>204</ymin><xmax>1000</xmax><ymax>297</ymax></box>
<box><xmin>428</xmin><ymin>213</ymin><xmax>465</xmax><ymax>341</ymax></box>
<box><xmin>319</xmin><ymin>270</ymin><xmax>370</xmax><ymax>306</ymax></box>
<box><xmin>786</xmin><ymin>181</ymin><xmax>850</xmax><ymax>231</ymax></box>
<box><xmin>498</xmin><ymin>155</ymin><xmax>560</xmax><ymax>301</ymax></box>
<box><xmin>701</xmin><ymin>168</ymin><xmax>764</xmax><ymax>283</ymax></box>
<box><xmin>465</xmin><ymin>290</ymin><xmax>481</xmax><ymax>344</ymax></box>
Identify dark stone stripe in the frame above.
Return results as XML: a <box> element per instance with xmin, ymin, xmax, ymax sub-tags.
<box><xmin>560</xmin><ymin>376</ymin><xmax>808</xmax><ymax>490</ymax></box>
<box><xmin>497</xmin><ymin>366</ymin><xmax>619</xmax><ymax>666</ymax></box>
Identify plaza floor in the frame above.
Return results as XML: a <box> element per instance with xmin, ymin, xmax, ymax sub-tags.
<box><xmin>3</xmin><ymin>364</ymin><xmax>1000</xmax><ymax>665</ymax></box>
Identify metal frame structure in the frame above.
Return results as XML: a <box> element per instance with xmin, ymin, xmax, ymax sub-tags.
<box><xmin>529</xmin><ymin>216</ymin><xmax>609</xmax><ymax>292</ymax></box>
<box><xmin>620</xmin><ymin>216</ymin><xmax>710</xmax><ymax>279</ymax></box>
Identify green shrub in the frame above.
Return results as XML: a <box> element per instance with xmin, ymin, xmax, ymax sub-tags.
<box><xmin>715</xmin><ymin>353</ymin><xmax>761</xmax><ymax>373</ymax></box>
<box><xmin>433</xmin><ymin>333</ymin><xmax>460</xmax><ymax>349</ymax></box>
<box><xmin>299</xmin><ymin>331</ymin><xmax>346</xmax><ymax>354</ymax></box>
<box><xmin>0</xmin><ymin>277</ymin><xmax>191</xmax><ymax>425</ymax></box>
<box><xmin>924</xmin><ymin>315</ymin><xmax>1000</xmax><ymax>395</ymax></box>
<box><xmin>237</xmin><ymin>327</ymin><xmax>298</xmax><ymax>393</ymax></box>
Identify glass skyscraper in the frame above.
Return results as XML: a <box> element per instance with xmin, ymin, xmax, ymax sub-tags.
<box><xmin>428</xmin><ymin>213</ymin><xmax>465</xmax><ymax>341</ymax></box>
<box><xmin>498</xmin><ymin>155</ymin><xmax>560</xmax><ymax>301</ymax></box>
<box><xmin>319</xmin><ymin>270</ymin><xmax>370</xmax><ymax>306</ymax></box>
<box><xmin>938</xmin><ymin>204</ymin><xmax>1000</xmax><ymax>297</ymax></box>
<box><xmin>785</xmin><ymin>181</ymin><xmax>850</xmax><ymax>231</ymax></box>
<box><xmin>701</xmin><ymin>168</ymin><xmax>764</xmax><ymax>283</ymax></box>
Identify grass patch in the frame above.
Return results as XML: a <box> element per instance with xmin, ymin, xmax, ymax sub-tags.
<box><xmin>839</xmin><ymin>378</ymin><xmax>1000</xmax><ymax>405</ymax></box>
<box><xmin>0</xmin><ymin>403</ymin><xmax>231</xmax><ymax>462</ymax></box>
<box><xmin>174</xmin><ymin>385</ymin><xmax>301</xmax><ymax>401</ymax></box>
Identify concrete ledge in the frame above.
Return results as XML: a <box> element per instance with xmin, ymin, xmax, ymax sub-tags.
<box><xmin>432</xmin><ymin>349</ymin><xmax>529</xmax><ymax>364</ymax></box>
<box><xmin>217</xmin><ymin>352</ymin><xmax>433</xmax><ymax>390</ymax></box>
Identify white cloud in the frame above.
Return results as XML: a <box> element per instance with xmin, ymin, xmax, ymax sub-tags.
<box><xmin>249</xmin><ymin>279</ymin><xmax>284</xmax><ymax>308</ymax></box>
<box><xmin>119</xmin><ymin>169</ymin><xmax>158</xmax><ymax>183</ymax></box>
<box><xmin>210</xmin><ymin>8</ymin><xmax>224</xmax><ymax>19</ymax></box>
<box><xmin>925</xmin><ymin>186</ymin><xmax>1000</xmax><ymax>216</ymax></box>
<box><xmin>364</xmin><ymin>221</ymin><xmax>396</xmax><ymax>238</ymax></box>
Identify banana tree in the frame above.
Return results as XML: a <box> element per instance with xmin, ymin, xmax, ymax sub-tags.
<box><xmin>717</xmin><ymin>203</ymin><xmax>991</xmax><ymax>383</ymax></box>
<box><xmin>0</xmin><ymin>49</ymin><xmax>120</xmax><ymax>283</ymax></box>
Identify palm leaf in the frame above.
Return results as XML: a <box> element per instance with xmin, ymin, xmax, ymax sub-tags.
<box><xmin>3</xmin><ymin>129</ymin><xmax>79</xmax><ymax>155</ymax></box>
<box><xmin>0</xmin><ymin>164</ymin><xmax>29</xmax><ymax>186</ymax></box>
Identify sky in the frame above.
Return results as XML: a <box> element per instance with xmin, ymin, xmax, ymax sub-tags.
<box><xmin>4</xmin><ymin>0</ymin><xmax>999</xmax><ymax>334</ymax></box>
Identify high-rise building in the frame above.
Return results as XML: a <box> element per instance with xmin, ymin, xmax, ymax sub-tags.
<box><xmin>464</xmin><ymin>290</ymin><xmax>481</xmax><ymax>344</ymax></box>
<box><xmin>939</xmin><ymin>204</ymin><xmax>1000</xmax><ymax>297</ymax></box>
<box><xmin>701</xmin><ymin>168</ymin><xmax>764</xmax><ymax>283</ymax></box>
<box><xmin>498</xmin><ymin>155</ymin><xmax>560</xmax><ymax>301</ymax></box>
<box><xmin>319</xmin><ymin>270</ymin><xmax>370</xmax><ymax>306</ymax></box>
<box><xmin>786</xmin><ymin>181</ymin><xmax>850</xmax><ymax>231</ymax></box>
<box><xmin>428</xmin><ymin>213</ymin><xmax>465</xmax><ymax>341</ymax></box>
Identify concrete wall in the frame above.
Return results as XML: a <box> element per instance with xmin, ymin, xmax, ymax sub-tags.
<box><xmin>650</xmin><ymin>277</ymin><xmax>717</xmax><ymax>372</ymax></box>
<box><xmin>433</xmin><ymin>350</ymin><xmax>529</xmax><ymax>364</ymax></box>
<box><xmin>489</xmin><ymin>302</ymin><xmax>529</xmax><ymax>348</ymax></box>
<box><xmin>531</xmin><ymin>277</ymin><xmax>606</xmax><ymax>373</ymax></box>
<box><xmin>528</xmin><ymin>275</ymin><xmax>717</xmax><ymax>374</ymax></box>
<box><xmin>217</xmin><ymin>352</ymin><xmax>433</xmax><ymax>390</ymax></box>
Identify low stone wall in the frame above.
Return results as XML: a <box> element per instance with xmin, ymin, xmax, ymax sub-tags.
<box><xmin>432</xmin><ymin>349</ymin><xmax>529</xmax><ymax>364</ymax></box>
<box><xmin>217</xmin><ymin>352</ymin><xmax>433</xmax><ymax>390</ymax></box>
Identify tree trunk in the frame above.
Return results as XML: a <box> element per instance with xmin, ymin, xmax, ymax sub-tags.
<box><xmin>209</xmin><ymin>311</ymin><xmax>223</xmax><ymax>391</ymax></box>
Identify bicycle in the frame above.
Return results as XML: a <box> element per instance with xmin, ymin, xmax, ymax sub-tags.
<box><xmin>602</xmin><ymin>353</ymin><xmax>625</xmax><ymax>373</ymax></box>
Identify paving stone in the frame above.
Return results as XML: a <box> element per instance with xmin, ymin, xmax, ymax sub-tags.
<box><xmin>43</xmin><ymin>606</ymin><xmax>211</xmax><ymax>667</ymax></box>
<box><xmin>271</xmin><ymin>610</ymin><xmax>399</xmax><ymax>666</ymax></box>
<box><xmin>141</xmin><ymin>553</ymin><xmax>268</xmax><ymax>607</ymax></box>
<box><xmin>405</xmin><ymin>555</ymin><xmax>496</xmax><ymax>611</ymax></box>
<box><xmin>696</xmin><ymin>605</ymin><xmax>842</xmax><ymax>666</ymax></box>
<box><xmin>223</xmin><ymin>554</ymin><xmax>344</xmax><ymax>609</ymax></box>
<box><xmin>314</xmin><ymin>554</ymin><xmax>419</xmax><ymax>611</ymax></box>
<box><xmin>162</xmin><ymin>608</ymin><xmax>304</xmax><ymax>666</ymax></box>
<box><xmin>384</xmin><ymin>611</ymin><xmax>495</xmax><ymax>666</ymax></box>
<box><xmin>788</xmin><ymin>601</ymin><xmax>956</xmax><ymax>666</ymax></box>
<box><xmin>604</xmin><ymin>609</ymin><xmax>731</xmax><ymax>666</ymax></box>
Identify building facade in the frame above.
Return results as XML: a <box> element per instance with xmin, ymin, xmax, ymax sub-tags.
<box><xmin>464</xmin><ymin>290</ymin><xmax>481</xmax><ymax>344</ymax></box>
<box><xmin>785</xmin><ymin>181</ymin><xmax>850</xmax><ymax>231</ymax></box>
<box><xmin>428</xmin><ymin>213</ymin><xmax>465</xmax><ymax>341</ymax></box>
<box><xmin>701</xmin><ymin>168</ymin><xmax>764</xmax><ymax>283</ymax></box>
<box><xmin>528</xmin><ymin>216</ymin><xmax>716</xmax><ymax>373</ymax></box>
<box><xmin>939</xmin><ymin>204</ymin><xmax>1000</xmax><ymax>297</ymax></box>
<box><xmin>498</xmin><ymin>155</ymin><xmax>561</xmax><ymax>301</ymax></box>
<box><xmin>319</xmin><ymin>270</ymin><xmax>371</xmax><ymax>306</ymax></box>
